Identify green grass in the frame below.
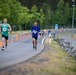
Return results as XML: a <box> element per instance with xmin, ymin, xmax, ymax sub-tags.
<box><xmin>41</xmin><ymin>38</ymin><xmax>76</xmax><ymax>75</ymax></box>
<box><xmin>49</xmin><ymin>39</ymin><xmax>76</xmax><ymax>75</ymax></box>
<box><xmin>16</xmin><ymin>39</ymin><xmax>76</xmax><ymax>75</ymax></box>
<box><xmin>72</xmin><ymin>34</ymin><xmax>76</xmax><ymax>39</ymax></box>
<box><xmin>10</xmin><ymin>30</ymin><xmax>29</xmax><ymax>35</ymax></box>
<box><xmin>0</xmin><ymin>30</ymin><xmax>30</xmax><ymax>38</ymax></box>
<box><xmin>58</xmin><ymin>32</ymin><xmax>72</xmax><ymax>38</ymax></box>
<box><xmin>57</xmin><ymin>32</ymin><xmax>76</xmax><ymax>39</ymax></box>
<box><xmin>0</xmin><ymin>38</ymin><xmax>76</xmax><ymax>75</ymax></box>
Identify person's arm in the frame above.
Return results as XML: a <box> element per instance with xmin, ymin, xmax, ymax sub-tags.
<box><xmin>8</xmin><ymin>24</ymin><xmax>12</xmax><ymax>32</ymax></box>
<box><xmin>0</xmin><ymin>24</ymin><xmax>2</xmax><ymax>33</ymax></box>
<box><xmin>38</xmin><ymin>26</ymin><xmax>40</xmax><ymax>33</ymax></box>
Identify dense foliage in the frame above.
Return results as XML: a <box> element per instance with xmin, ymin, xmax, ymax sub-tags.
<box><xmin>0</xmin><ymin>0</ymin><xmax>76</xmax><ymax>30</ymax></box>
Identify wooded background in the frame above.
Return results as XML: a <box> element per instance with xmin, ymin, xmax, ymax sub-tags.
<box><xmin>0</xmin><ymin>0</ymin><xmax>76</xmax><ymax>30</ymax></box>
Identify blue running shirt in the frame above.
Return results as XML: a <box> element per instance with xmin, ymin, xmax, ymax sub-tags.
<box><xmin>31</xmin><ymin>25</ymin><xmax>40</xmax><ymax>37</ymax></box>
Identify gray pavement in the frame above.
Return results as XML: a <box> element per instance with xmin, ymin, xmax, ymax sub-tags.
<box><xmin>61</xmin><ymin>34</ymin><xmax>76</xmax><ymax>43</ymax></box>
<box><xmin>0</xmin><ymin>29</ymin><xmax>76</xmax><ymax>69</ymax></box>
<box><xmin>0</xmin><ymin>37</ymin><xmax>44</xmax><ymax>69</ymax></box>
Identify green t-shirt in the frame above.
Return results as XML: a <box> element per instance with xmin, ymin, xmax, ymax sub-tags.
<box><xmin>1</xmin><ymin>23</ymin><xmax>9</xmax><ymax>36</ymax></box>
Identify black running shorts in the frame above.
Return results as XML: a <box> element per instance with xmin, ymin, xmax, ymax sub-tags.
<box><xmin>32</xmin><ymin>36</ymin><xmax>38</xmax><ymax>40</ymax></box>
<box><xmin>2</xmin><ymin>34</ymin><xmax>8</xmax><ymax>40</ymax></box>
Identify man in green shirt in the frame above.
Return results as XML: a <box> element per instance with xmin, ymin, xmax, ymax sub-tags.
<box><xmin>0</xmin><ymin>18</ymin><xmax>12</xmax><ymax>51</ymax></box>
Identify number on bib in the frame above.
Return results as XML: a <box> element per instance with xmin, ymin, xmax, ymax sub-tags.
<box><xmin>3</xmin><ymin>28</ymin><xmax>7</xmax><ymax>31</ymax></box>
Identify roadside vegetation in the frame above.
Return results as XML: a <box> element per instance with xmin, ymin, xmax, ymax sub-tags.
<box><xmin>0</xmin><ymin>30</ymin><xmax>30</xmax><ymax>38</ymax></box>
<box><xmin>72</xmin><ymin>34</ymin><xmax>76</xmax><ymax>39</ymax></box>
<box><xmin>0</xmin><ymin>37</ymin><xmax>76</xmax><ymax>75</ymax></box>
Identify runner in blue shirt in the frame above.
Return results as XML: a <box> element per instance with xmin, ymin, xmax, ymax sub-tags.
<box><xmin>31</xmin><ymin>22</ymin><xmax>40</xmax><ymax>50</ymax></box>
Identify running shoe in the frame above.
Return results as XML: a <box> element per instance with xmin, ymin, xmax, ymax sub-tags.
<box><xmin>5</xmin><ymin>46</ymin><xmax>7</xmax><ymax>48</ymax></box>
<box><xmin>5</xmin><ymin>44</ymin><xmax>7</xmax><ymax>48</ymax></box>
<box><xmin>1</xmin><ymin>47</ymin><xmax>4</xmax><ymax>51</ymax></box>
<box><xmin>35</xmin><ymin>46</ymin><xmax>37</xmax><ymax>50</ymax></box>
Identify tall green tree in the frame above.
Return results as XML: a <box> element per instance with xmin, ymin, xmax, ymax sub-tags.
<box><xmin>17</xmin><ymin>6</ymin><xmax>30</xmax><ymax>30</ymax></box>
<box><xmin>55</xmin><ymin>0</ymin><xmax>65</xmax><ymax>26</ymax></box>
<box><xmin>64</xmin><ymin>3</ymin><xmax>70</xmax><ymax>27</ymax></box>
<box><xmin>54</xmin><ymin>0</ymin><xmax>70</xmax><ymax>28</ymax></box>
<box><xmin>39</xmin><ymin>9</ymin><xmax>45</xmax><ymax>29</ymax></box>
<box><xmin>71</xmin><ymin>7</ymin><xmax>76</xmax><ymax>27</ymax></box>
<box><xmin>30</xmin><ymin>5</ymin><xmax>40</xmax><ymax>23</ymax></box>
<box><xmin>8</xmin><ymin>0</ymin><xmax>21</xmax><ymax>25</ymax></box>
<box><xmin>0</xmin><ymin>0</ymin><xmax>10</xmax><ymax>20</ymax></box>
<box><xmin>75</xmin><ymin>8</ymin><xmax>76</xmax><ymax>21</ymax></box>
<box><xmin>74</xmin><ymin>7</ymin><xmax>76</xmax><ymax>27</ymax></box>
<box><xmin>42</xmin><ymin>3</ymin><xmax>51</xmax><ymax>28</ymax></box>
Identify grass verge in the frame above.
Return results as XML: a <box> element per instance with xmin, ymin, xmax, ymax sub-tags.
<box><xmin>57</xmin><ymin>32</ymin><xmax>72</xmax><ymax>38</ymax></box>
<box><xmin>0</xmin><ymin>30</ymin><xmax>29</xmax><ymax>38</ymax></box>
<box><xmin>0</xmin><ymin>38</ymin><xmax>76</xmax><ymax>75</ymax></box>
<box><xmin>72</xmin><ymin>34</ymin><xmax>76</xmax><ymax>39</ymax></box>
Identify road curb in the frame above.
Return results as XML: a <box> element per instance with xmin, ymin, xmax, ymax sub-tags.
<box><xmin>0</xmin><ymin>36</ymin><xmax>47</xmax><ymax>70</ymax></box>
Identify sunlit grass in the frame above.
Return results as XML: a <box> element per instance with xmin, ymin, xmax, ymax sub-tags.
<box><xmin>49</xmin><ymin>39</ymin><xmax>76</xmax><ymax>75</ymax></box>
<box><xmin>72</xmin><ymin>34</ymin><xmax>76</xmax><ymax>39</ymax></box>
<box><xmin>58</xmin><ymin>32</ymin><xmax>72</xmax><ymax>38</ymax></box>
<box><xmin>0</xmin><ymin>30</ymin><xmax>30</xmax><ymax>38</ymax></box>
<box><xmin>15</xmin><ymin>38</ymin><xmax>76</xmax><ymax>75</ymax></box>
<box><xmin>10</xmin><ymin>30</ymin><xmax>30</xmax><ymax>35</ymax></box>
<box><xmin>0</xmin><ymin>38</ymin><xmax>76</xmax><ymax>75</ymax></box>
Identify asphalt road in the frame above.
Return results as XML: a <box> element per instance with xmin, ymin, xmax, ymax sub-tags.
<box><xmin>0</xmin><ymin>36</ymin><xmax>44</xmax><ymax>69</ymax></box>
<box><xmin>61</xmin><ymin>34</ymin><xmax>76</xmax><ymax>43</ymax></box>
<box><xmin>0</xmin><ymin>29</ymin><xmax>76</xmax><ymax>69</ymax></box>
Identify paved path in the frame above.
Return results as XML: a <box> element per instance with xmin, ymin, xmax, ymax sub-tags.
<box><xmin>0</xmin><ymin>37</ymin><xmax>44</xmax><ymax>69</ymax></box>
<box><xmin>0</xmin><ymin>29</ymin><xmax>76</xmax><ymax>69</ymax></box>
<box><xmin>51</xmin><ymin>29</ymin><xmax>76</xmax><ymax>43</ymax></box>
<box><xmin>61</xmin><ymin>34</ymin><xmax>76</xmax><ymax>43</ymax></box>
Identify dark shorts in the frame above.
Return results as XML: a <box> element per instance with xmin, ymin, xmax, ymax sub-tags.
<box><xmin>32</xmin><ymin>36</ymin><xmax>38</xmax><ymax>40</ymax></box>
<box><xmin>2</xmin><ymin>34</ymin><xmax>8</xmax><ymax>40</ymax></box>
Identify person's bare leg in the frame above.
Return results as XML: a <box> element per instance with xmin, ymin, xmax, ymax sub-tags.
<box><xmin>5</xmin><ymin>39</ymin><xmax>8</xmax><ymax>48</ymax></box>
<box><xmin>35</xmin><ymin>40</ymin><xmax>37</xmax><ymax>47</ymax></box>
<box><xmin>35</xmin><ymin>39</ymin><xmax>37</xmax><ymax>49</ymax></box>
<box><xmin>32</xmin><ymin>38</ymin><xmax>35</xmax><ymax>49</ymax></box>
<box><xmin>2</xmin><ymin>37</ymin><xmax>5</xmax><ymax>51</ymax></box>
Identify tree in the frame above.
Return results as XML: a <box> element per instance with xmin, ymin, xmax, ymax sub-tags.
<box><xmin>8</xmin><ymin>0</ymin><xmax>21</xmax><ymax>25</ymax></box>
<box><xmin>42</xmin><ymin>3</ymin><xmax>52</xmax><ymax>28</ymax></box>
<box><xmin>0</xmin><ymin>0</ymin><xmax>10</xmax><ymax>20</ymax></box>
<box><xmin>64</xmin><ymin>3</ymin><xmax>70</xmax><ymax>27</ymax></box>
<box><xmin>74</xmin><ymin>8</ymin><xmax>76</xmax><ymax>23</ymax></box>
<box><xmin>54</xmin><ymin>0</ymin><xmax>65</xmax><ymax>27</ymax></box>
<box><xmin>50</xmin><ymin>11</ymin><xmax>55</xmax><ymax>28</ymax></box>
<box><xmin>70</xmin><ymin>7</ymin><xmax>76</xmax><ymax>28</ymax></box>
<box><xmin>39</xmin><ymin>9</ymin><xmax>45</xmax><ymax>29</ymax></box>
<box><xmin>0</xmin><ymin>0</ymin><xmax>75</xmax><ymax>30</ymax></box>
<box><xmin>17</xmin><ymin>6</ymin><xmax>30</xmax><ymax>30</ymax></box>
<box><xmin>30</xmin><ymin>5</ymin><xmax>40</xmax><ymax>23</ymax></box>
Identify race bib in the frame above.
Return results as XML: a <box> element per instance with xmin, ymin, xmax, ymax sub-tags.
<box><xmin>3</xmin><ymin>28</ymin><xmax>7</xmax><ymax>31</ymax></box>
<box><xmin>33</xmin><ymin>30</ymin><xmax>37</xmax><ymax>34</ymax></box>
